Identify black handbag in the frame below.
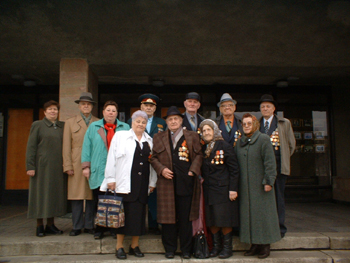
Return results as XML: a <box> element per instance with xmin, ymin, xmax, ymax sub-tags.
<box><xmin>193</xmin><ymin>230</ymin><xmax>209</xmax><ymax>259</ymax></box>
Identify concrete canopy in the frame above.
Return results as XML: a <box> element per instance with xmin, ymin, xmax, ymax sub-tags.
<box><xmin>0</xmin><ymin>0</ymin><xmax>349</xmax><ymax>86</ymax></box>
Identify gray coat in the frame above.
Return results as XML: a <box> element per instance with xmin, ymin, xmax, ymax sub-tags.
<box><xmin>26</xmin><ymin>117</ymin><xmax>67</xmax><ymax>219</ymax></box>
<box><xmin>235</xmin><ymin>130</ymin><xmax>281</xmax><ymax>244</ymax></box>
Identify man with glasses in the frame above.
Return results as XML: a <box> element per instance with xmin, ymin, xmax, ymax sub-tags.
<box><xmin>216</xmin><ymin>93</ymin><xmax>243</xmax><ymax>147</ymax></box>
<box><xmin>259</xmin><ymin>94</ymin><xmax>296</xmax><ymax>238</ymax></box>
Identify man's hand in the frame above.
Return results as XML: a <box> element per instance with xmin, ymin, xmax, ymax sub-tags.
<box><xmin>66</xmin><ymin>170</ymin><xmax>74</xmax><ymax>176</ymax></box>
<box><xmin>264</xmin><ymin>185</ymin><xmax>272</xmax><ymax>192</ymax></box>
<box><xmin>27</xmin><ymin>170</ymin><xmax>35</xmax><ymax>177</ymax></box>
<box><xmin>161</xmin><ymin>168</ymin><xmax>174</xmax><ymax>179</ymax></box>
<box><xmin>82</xmin><ymin>167</ymin><xmax>90</xmax><ymax>179</ymax></box>
<box><xmin>229</xmin><ymin>191</ymin><xmax>238</xmax><ymax>201</ymax></box>
<box><xmin>188</xmin><ymin>171</ymin><xmax>195</xmax><ymax>176</ymax></box>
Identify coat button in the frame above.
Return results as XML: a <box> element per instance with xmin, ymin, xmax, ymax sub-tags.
<box><xmin>140</xmin><ymin>153</ymin><xmax>143</xmax><ymax>156</ymax></box>
<box><xmin>140</xmin><ymin>162</ymin><xmax>143</xmax><ymax>165</ymax></box>
<box><xmin>138</xmin><ymin>172</ymin><xmax>142</xmax><ymax>175</ymax></box>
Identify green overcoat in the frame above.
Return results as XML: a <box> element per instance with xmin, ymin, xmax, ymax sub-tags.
<box><xmin>235</xmin><ymin>130</ymin><xmax>281</xmax><ymax>244</ymax></box>
<box><xmin>26</xmin><ymin>117</ymin><xmax>67</xmax><ymax>219</ymax></box>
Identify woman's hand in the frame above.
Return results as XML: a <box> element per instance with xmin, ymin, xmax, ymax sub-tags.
<box><xmin>82</xmin><ymin>167</ymin><xmax>90</xmax><ymax>179</ymax></box>
<box><xmin>27</xmin><ymin>170</ymin><xmax>35</xmax><ymax>177</ymax></box>
<box><xmin>107</xmin><ymin>182</ymin><xmax>116</xmax><ymax>191</ymax></box>
<box><xmin>264</xmin><ymin>185</ymin><xmax>272</xmax><ymax>192</ymax></box>
<box><xmin>229</xmin><ymin>191</ymin><xmax>238</xmax><ymax>201</ymax></box>
<box><xmin>149</xmin><ymin>186</ymin><xmax>155</xmax><ymax>193</ymax></box>
<box><xmin>66</xmin><ymin>170</ymin><xmax>74</xmax><ymax>176</ymax></box>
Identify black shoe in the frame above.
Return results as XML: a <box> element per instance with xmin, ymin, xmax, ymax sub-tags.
<box><xmin>116</xmin><ymin>248</ymin><xmax>127</xmax><ymax>259</ymax></box>
<box><xmin>69</xmin><ymin>229</ymin><xmax>81</xmax><ymax>236</ymax></box>
<box><xmin>45</xmin><ymin>224</ymin><xmax>63</xmax><ymax>235</ymax></box>
<box><xmin>165</xmin><ymin>252</ymin><xmax>175</xmax><ymax>259</ymax></box>
<box><xmin>36</xmin><ymin>225</ymin><xmax>45</xmax><ymax>237</ymax></box>
<box><xmin>258</xmin><ymin>244</ymin><xmax>270</xmax><ymax>259</ymax></box>
<box><xmin>129</xmin><ymin>245</ymin><xmax>144</xmax><ymax>257</ymax></box>
<box><xmin>209</xmin><ymin>231</ymin><xmax>222</xmax><ymax>257</ymax></box>
<box><xmin>218</xmin><ymin>232</ymin><xmax>233</xmax><ymax>259</ymax></box>
<box><xmin>182</xmin><ymin>252</ymin><xmax>191</xmax><ymax>259</ymax></box>
<box><xmin>94</xmin><ymin>232</ymin><xmax>104</xmax><ymax>239</ymax></box>
<box><xmin>244</xmin><ymin>244</ymin><xmax>260</xmax><ymax>256</ymax></box>
<box><xmin>83</xmin><ymin>228</ymin><xmax>95</xmax><ymax>234</ymax></box>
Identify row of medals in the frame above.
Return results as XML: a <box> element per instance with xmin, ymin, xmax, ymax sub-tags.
<box><xmin>211</xmin><ymin>150</ymin><xmax>224</xmax><ymax>164</ymax></box>
<box><xmin>179</xmin><ymin>146</ymin><xmax>189</xmax><ymax>162</ymax></box>
<box><xmin>271</xmin><ymin>130</ymin><xmax>280</xmax><ymax>150</ymax></box>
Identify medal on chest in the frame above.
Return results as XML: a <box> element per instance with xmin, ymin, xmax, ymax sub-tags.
<box><xmin>178</xmin><ymin>140</ymin><xmax>189</xmax><ymax>162</ymax></box>
<box><xmin>211</xmin><ymin>150</ymin><xmax>224</xmax><ymax>165</ymax></box>
<box><xmin>233</xmin><ymin>130</ymin><xmax>242</xmax><ymax>147</ymax></box>
<box><xmin>270</xmin><ymin>128</ymin><xmax>280</xmax><ymax>150</ymax></box>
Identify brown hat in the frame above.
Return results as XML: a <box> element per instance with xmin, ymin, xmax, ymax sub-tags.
<box><xmin>75</xmin><ymin>92</ymin><xmax>96</xmax><ymax>104</ymax></box>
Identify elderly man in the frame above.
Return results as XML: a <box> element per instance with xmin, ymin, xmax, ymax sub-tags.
<box><xmin>63</xmin><ymin>92</ymin><xmax>99</xmax><ymax>236</ymax></box>
<box><xmin>216</xmin><ymin>93</ymin><xmax>243</xmax><ymax>147</ymax></box>
<box><xmin>127</xmin><ymin>93</ymin><xmax>167</xmax><ymax>235</ymax></box>
<box><xmin>259</xmin><ymin>94</ymin><xmax>296</xmax><ymax>238</ymax></box>
<box><xmin>151</xmin><ymin>106</ymin><xmax>202</xmax><ymax>259</ymax></box>
<box><xmin>182</xmin><ymin>92</ymin><xmax>204</xmax><ymax>133</ymax></box>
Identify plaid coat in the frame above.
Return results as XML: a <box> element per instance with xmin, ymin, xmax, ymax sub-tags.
<box><xmin>150</xmin><ymin>128</ymin><xmax>202</xmax><ymax>224</ymax></box>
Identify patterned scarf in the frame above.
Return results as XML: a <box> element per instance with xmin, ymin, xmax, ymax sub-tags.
<box><xmin>199</xmin><ymin>119</ymin><xmax>224</xmax><ymax>158</ymax></box>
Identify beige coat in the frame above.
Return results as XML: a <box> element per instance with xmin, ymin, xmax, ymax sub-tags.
<box><xmin>63</xmin><ymin>114</ymin><xmax>99</xmax><ymax>200</ymax></box>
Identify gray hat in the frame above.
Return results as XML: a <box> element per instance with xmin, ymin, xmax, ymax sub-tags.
<box><xmin>75</xmin><ymin>92</ymin><xmax>96</xmax><ymax>104</ymax></box>
<box><xmin>217</xmin><ymin>93</ymin><xmax>237</xmax><ymax>107</ymax></box>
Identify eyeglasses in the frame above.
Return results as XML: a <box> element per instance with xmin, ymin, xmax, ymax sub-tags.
<box><xmin>220</xmin><ymin>104</ymin><xmax>234</xmax><ymax>108</ymax></box>
<box><xmin>242</xmin><ymin>122</ymin><xmax>253</xmax><ymax>127</ymax></box>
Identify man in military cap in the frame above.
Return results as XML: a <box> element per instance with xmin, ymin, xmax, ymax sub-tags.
<box><xmin>151</xmin><ymin>106</ymin><xmax>202</xmax><ymax>259</ymax></box>
<box><xmin>182</xmin><ymin>92</ymin><xmax>204</xmax><ymax>133</ymax></box>
<box><xmin>216</xmin><ymin>93</ymin><xmax>243</xmax><ymax>147</ymax></box>
<box><xmin>128</xmin><ymin>93</ymin><xmax>167</xmax><ymax>235</ymax></box>
<box><xmin>259</xmin><ymin>94</ymin><xmax>296</xmax><ymax>238</ymax></box>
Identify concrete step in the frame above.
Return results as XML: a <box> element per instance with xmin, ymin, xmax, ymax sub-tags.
<box><xmin>1</xmin><ymin>232</ymin><xmax>350</xmax><ymax>257</ymax></box>
<box><xmin>1</xmin><ymin>250</ymin><xmax>350</xmax><ymax>263</ymax></box>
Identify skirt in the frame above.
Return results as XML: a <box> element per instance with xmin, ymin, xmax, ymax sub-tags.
<box><xmin>205</xmin><ymin>201</ymin><xmax>239</xmax><ymax>228</ymax></box>
<box><xmin>116</xmin><ymin>199</ymin><xmax>146</xmax><ymax>236</ymax></box>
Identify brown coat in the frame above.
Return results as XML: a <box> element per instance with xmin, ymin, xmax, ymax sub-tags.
<box><xmin>63</xmin><ymin>114</ymin><xmax>99</xmax><ymax>200</ymax></box>
<box><xmin>151</xmin><ymin>128</ymin><xmax>202</xmax><ymax>224</ymax></box>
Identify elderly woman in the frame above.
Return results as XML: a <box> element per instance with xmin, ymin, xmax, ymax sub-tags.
<box><xmin>199</xmin><ymin>119</ymin><xmax>239</xmax><ymax>259</ymax></box>
<box><xmin>100</xmin><ymin>110</ymin><xmax>157</xmax><ymax>260</ymax></box>
<box><xmin>81</xmin><ymin>100</ymin><xmax>130</xmax><ymax>239</ymax></box>
<box><xmin>26</xmin><ymin>100</ymin><xmax>67</xmax><ymax>237</ymax></box>
<box><xmin>235</xmin><ymin>113</ymin><xmax>281</xmax><ymax>259</ymax></box>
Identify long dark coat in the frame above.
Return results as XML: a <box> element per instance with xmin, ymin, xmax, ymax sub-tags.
<box><xmin>26</xmin><ymin>117</ymin><xmax>67</xmax><ymax>219</ymax></box>
<box><xmin>150</xmin><ymin>128</ymin><xmax>202</xmax><ymax>224</ymax></box>
<box><xmin>235</xmin><ymin>130</ymin><xmax>281</xmax><ymax>244</ymax></box>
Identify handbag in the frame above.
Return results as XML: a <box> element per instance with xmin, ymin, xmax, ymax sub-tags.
<box><xmin>193</xmin><ymin>230</ymin><xmax>209</xmax><ymax>258</ymax></box>
<box><xmin>95</xmin><ymin>190</ymin><xmax>125</xmax><ymax>228</ymax></box>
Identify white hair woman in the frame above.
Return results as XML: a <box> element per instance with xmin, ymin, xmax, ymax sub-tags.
<box><xmin>100</xmin><ymin>110</ymin><xmax>157</xmax><ymax>259</ymax></box>
<box><xmin>199</xmin><ymin>119</ymin><xmax>239</xmax><ymax>259</ymax></box>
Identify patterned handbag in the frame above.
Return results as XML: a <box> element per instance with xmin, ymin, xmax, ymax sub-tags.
<box><xmin>95</xmin><ymin>190</ymin><xmax>125</xmax><ymax>228</ymax></box>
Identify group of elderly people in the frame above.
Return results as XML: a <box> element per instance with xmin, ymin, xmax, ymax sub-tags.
<box><xmin>26</xmin><ymin>91</ymin><xmax>295</xmax><ymax>260</ymax></box>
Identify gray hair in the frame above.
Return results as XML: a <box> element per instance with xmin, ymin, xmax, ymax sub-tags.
<box><xmin>131</xmin><ymin>110</ymin><xmax>148</xmax><ymax>121</ymax></box>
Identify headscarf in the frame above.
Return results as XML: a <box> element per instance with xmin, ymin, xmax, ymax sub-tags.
<box><xmin>199</xmin><ymin>119</ymin><xmax>224</xmax><ymax>158</ymax></box>
<box><xmin>242</xmin><ymin>113</ymin><xmax>260</xmax><ymax>137</ymax></box>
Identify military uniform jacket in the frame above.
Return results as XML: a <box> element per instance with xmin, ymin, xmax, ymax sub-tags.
<box><xmin>150</xmin><ymin>128</ymin><xmax>203</xmax><ymax>224</ymax></box>
<box><xmin>128</xmin><ymin>116</ymin><xmax>167</xmax><ymax>138</ymax></box>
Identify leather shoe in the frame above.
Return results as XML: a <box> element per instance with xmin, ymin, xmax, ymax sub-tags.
<box><xmin>69</xmin><ymin>229</ymin><xmax>81</xmax><ymax>236</ymax></box>
<box><xmin>182</xmin><ymin>252</ymin><xmax>191</xmax><ymax>259</ymax></box>
<box><xmin>94</xmin><ymin>232</ymin><xmax>104</xmax><ymax>239</ymax></box>
<box><xmin>165</xmin><ymin>252</ymin><xmax>175</xmax><ymax>259</ymax></box>
<box><xmin>36</xmin><ymin>225</ymin><xmax>45</xmax><ymax>237</ymax></box>
<box><xmin>83</xmin><ymin>229</ymin><xmax>95</xmax><ymax>234</ymax></box>
<box><xmin>258</xmin><ymin>244</ymin><xmax>270</xmax><ymax>259</ymax></box>
<box><xmin>45</xmin><ymin>224</ymin><xmax>63</xmax><ymax>235</ymax></box>
<box><xmin>129</xmin><ymin>245</ymin><xmax>144</xmax><ymax>257</ymax></box>
<box><xmin>244</xmin><ymin>244</ymin><xmax>260</xmax><ymax>256</ymax></box>
<box><xmin>116</xmin><ymin>248</ymin><xmax>127</xmax><ymax>259</ymax></box>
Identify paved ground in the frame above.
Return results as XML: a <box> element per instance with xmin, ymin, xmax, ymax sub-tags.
<box><xmin>0</xmin><ymin>202</ymin><xmax>350</xmax><ymax>237</ymax></box>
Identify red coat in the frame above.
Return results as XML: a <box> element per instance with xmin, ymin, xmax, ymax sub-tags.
<box><xmin>151</xmin><ymin>128</ymin><xmax>202</xmax><ymax>224</ymax></box>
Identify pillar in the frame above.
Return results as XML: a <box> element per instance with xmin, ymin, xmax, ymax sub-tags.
<box><xmin>59</xmin><ymin>58</ymin><xmax>98</xmax><ymax>121</ymax></box>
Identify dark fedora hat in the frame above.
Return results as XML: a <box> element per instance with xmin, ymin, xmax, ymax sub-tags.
<box><xmin>163</xmin><ymin>106</ymin><xmax>184</xmax><ymax>119</ymax></box>
<box><xmin>75</xmin><ymin>92</ymin><xmax>96</xmax><ymax>104</ymax></box>
<box><xmin>138</xmin><ymin>93</ymin><xmax>159</xmax><ymax>105</ymax></box>
<box><xmin>260</xmin><ymin>94</ymin><xmax>277</xmax><ymax>107</ymax></box>
<box><xmin>185</xmin><ymin>92</ymin><xmax>201</xmax><ymax>102</ymax></box>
